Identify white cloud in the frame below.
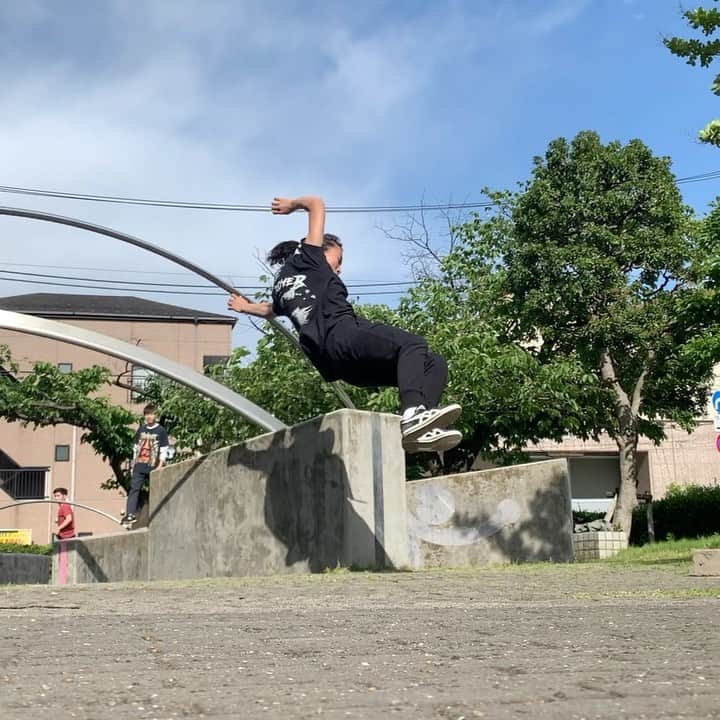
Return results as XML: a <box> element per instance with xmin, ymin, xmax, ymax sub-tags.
<box><xmin>0</xmin><ymin>0</ymin><xmax>590</xmax><ymax>344</ymax></box>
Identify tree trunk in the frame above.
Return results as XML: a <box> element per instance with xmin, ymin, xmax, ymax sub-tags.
<box><xmin>613</xmin><ymin>431</ymin><xmax>639</xmax><ymax>537</ymax></box>
<box><xmin>599</xmin><ymin>348</ymin><xmax>652</xmax><ymax>539</ymax></box>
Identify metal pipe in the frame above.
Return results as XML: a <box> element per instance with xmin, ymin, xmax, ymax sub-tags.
<box><xmin>0</xmin><ymin>310</ymin><xmax>286</xmax><ymax>432</ymax></box>
<box><xmin>0</xmin><ymin>498</ymin><xmax>122</xmax><ymax>526</ymax></box>
<box><xmin>0</xmin><ymin>206</ymin><xmax>355</xmax><ymax>409</ymax></box>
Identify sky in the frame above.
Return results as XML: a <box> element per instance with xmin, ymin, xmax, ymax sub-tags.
<box><xmin>1</xmin><ymin>0</ymin><xmax>719</xmax><ymax>347</ymax></box>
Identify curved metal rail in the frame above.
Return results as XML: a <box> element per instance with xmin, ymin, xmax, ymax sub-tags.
<box><xmin>0</xmin><ymin>309</ymin><xmax>286</xmax><ymax>431</ymax></box>
<box><xmin>0</xmin><ymin>498</ymin><xmax>121</xmax><ymax>525</ymax></box>
<box><xmin>0</xmin><ymin>206</ymin><xmax>355</xmax><ymax>409</ymax></box>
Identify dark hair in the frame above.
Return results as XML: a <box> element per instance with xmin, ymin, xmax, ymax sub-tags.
<box><xmin>53</xmin><ymin>487</ymin><xmax>68</xmax><ymax>496</ymax></box>
<box><xmin>267</xmin><ymin>234</ymin><xmax>342</xmax><ymax>267</ymax></box>
<box><xmin>143</xmin><ymin>404</ymin><xmax>157</xmax><ymax>415</ymax></box>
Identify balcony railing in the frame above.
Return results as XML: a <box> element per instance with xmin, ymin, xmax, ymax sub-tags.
<box><xmin>0</xmin><ymin>467</ymin><xmax>49</xmax><ymax>500</ymax></box>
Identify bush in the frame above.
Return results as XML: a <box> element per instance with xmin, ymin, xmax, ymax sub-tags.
<box><xmin>573</xmin><ymin>509</ymin><xmax>606</xmax><ymax>525</ymax></box>
<box><xmin>631</xmin><ymin>484</ymin><xmax>720</xmax><ymax>545</ymax></box>
<box><xmin>0</xmin><ymin>543</ymin><xmax>52</xmax><ymax>556</ymax></box>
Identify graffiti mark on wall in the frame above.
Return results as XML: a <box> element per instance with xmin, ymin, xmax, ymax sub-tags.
<box><xmin>407</xmin><ymin>485</ymin><xmax>522</xmax><ymax>561</ymax></box>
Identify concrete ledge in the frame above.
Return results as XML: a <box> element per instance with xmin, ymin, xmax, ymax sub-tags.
<box><xmin>692</xmin><ymin>549</ymin><xmax>720</xmax><ymax>577</ymax></box>
<box><xmin>0</xmin><ymin>553</ymin><xmax>50</xmax><ymax>584</ymax></box>
<box><xmin>148</xmin><ymin>410</ymin><xmax>409</xmax><ymax>581</ymax></box>
<box><xmin>406</xmin><ymin>459</ymin><xmax>574</xmax><ymax>569</ymax></box>
<box><xmin>52</xmin><ymin>529</ymin><xmax>148</xmax><ymax>584</ymax></box>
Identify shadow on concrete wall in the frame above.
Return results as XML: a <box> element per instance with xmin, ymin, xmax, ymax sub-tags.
<box><xmin>454</xmin><ymin>486</ymin><xmax>573</xmax><ymax>563</ymax></box>
<box><xmin>148</xmin><ymin>454</ymin><xmax>210</xmax><ymax>526</ymax></box>
<box><xmin>222</xmin><ymin>425</ymin><xmax>384</xmax><ymax>573</ymax></box>
<box><xmin>73</xmin><ymin>541</ymin><xmax>109</xmax><ymax>582</ymax></box>
<box><xmin>147</xmin><ymin>424</ymin><xmax>386</xmax><ymax>575</ymax></box>
<box><xmin>408</xmin><ymin>471</ymin><xmax>573</xmax><ymax>566</ymax></box>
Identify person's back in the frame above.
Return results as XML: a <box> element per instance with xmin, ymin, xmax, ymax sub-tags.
<box><xmin>271</xmin><ymin>238</ymin><xmax>355</xmax><ymax>361</ymax></box>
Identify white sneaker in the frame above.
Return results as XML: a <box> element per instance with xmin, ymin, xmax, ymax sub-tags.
<box><xmin>400</xmin><ymin>403</ymin><xmax>462</xmax><ymax>443</ymax></box>
<box><xmin>403</xmin><ymin>427</ymin><xmax>462</xmax><ymax>453</ymax></box>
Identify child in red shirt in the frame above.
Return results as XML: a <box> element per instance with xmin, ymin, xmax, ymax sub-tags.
<box><xmin>52</xmin><ymin>487</ymin><xmax>76</xmax><ymax>540</ymax></box>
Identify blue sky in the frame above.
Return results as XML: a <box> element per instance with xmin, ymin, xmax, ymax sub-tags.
<box><xmin>1</xmin><ymin>0</ymin><xmax>719</xmax><ymax>344</ymax></box>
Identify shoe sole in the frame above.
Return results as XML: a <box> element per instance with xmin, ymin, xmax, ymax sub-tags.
<box><xmin>404</xmin><ymin>430</ymin><xmax>463</xmax><ymax>454</ymax></box>
<box><xmin>401</xmin><ymin>403</ymin><xmax>462</xmax><ymax>443</ymax></box>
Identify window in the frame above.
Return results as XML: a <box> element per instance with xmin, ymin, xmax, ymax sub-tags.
<box><xmin>203</xmin><ymin>355</ymin><xmax>229</xmax><ymax>369</ymax></box>
<box><xmin>57</xmin><ymin>363</ymin><xmax>73</xmax><ymax>374</ymax></box>
<box><xmin>128</xmin><ymin>365</ymin><xmax>153</xmax><ymax>403</ymax></box>
<box><xmin>203</xmin><ymin>355</ymin><xmax>230</xmax><ymax>370</ymax></box>
<box><xmin>55</xmin><ymin>445</ymin><xmax>70</xmax><ymax>462</ymax></box>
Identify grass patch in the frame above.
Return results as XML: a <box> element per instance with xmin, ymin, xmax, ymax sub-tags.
<box><xmin>603</xmin><ymin>534</ymin><xmax>720</xmax><ymax>566</ymax></box>
<box><xmin>570</xmin><ymin>587</ymin><xmax>720</xmax><ymax>600</ymax></box>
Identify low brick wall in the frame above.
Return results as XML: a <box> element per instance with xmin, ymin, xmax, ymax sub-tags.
<box><xmin>573</xmin><ymin>531</ymin><xmax>627</xmax><ymax>561</ymax></box>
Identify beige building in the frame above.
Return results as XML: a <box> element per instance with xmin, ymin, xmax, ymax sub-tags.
<box><xmin>530</xmin><ymin>366</ymin><xmax>720</xmax><ymax>510</ymax></box>
<box><xmin>0</xmin><ymin>293</ymin><xmax>235</xmax><ymax>543</ymax></box>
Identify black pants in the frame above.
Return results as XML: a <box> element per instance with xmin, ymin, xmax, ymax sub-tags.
<box><xmin>126</xmin><ymin>466</ymin><xmax>150</xmax><ymax>516</ymax></box>
<box><xmin>322</xmin><ymin>318</ymin><xmax>447</xmax><ymax>412</ymax></box>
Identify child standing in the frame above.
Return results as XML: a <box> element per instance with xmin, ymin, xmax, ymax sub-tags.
<box><xmin>123</xmin><ymin>404</ymin><xmax>169</xmax><ymax>525</ymax></box>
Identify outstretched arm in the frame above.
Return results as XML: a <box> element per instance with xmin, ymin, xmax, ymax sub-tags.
<box><xmin>271</xmin><ymin>195</ymin><xmax>325</xmax><ymax>247</ymax></box>
<box><xmin>227</xmin><ymin>294</ymin><xmax>275</xmax><ymax>319</ymax></box>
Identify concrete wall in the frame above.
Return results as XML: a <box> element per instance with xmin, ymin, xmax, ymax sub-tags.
<box><xmin>406</xmin><ymin>459</ymin><xmax>574</xmax><ymax>569</ymax></box>
<box><xmin>148</xmin><ymin>410</ymin><xmax>408</xmax><ymax>580</ymax></box>
<box><xmin>0</xmin><ymin>553</ymin><xmax>50</xmax><ymax>584</ymax></box>
<box><xmin>53</xmin><ymin>410</ymin><xmax>409</xmax><ymax>583</ymax></box>
<box><xmin>52</xmin><ymin>530</ymin><xmax>148</xmax><ymax>584</ymax></box>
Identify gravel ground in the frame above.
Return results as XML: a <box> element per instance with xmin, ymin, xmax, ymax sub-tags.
<box><xmin>1</xmin><ymin>562</ymin><xmax>719</xmax><ymax>720</ymax></box>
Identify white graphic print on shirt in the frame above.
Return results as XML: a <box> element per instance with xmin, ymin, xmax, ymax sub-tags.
<box><xmin>274</xmin><ymin>273</ymin><xmax>316</xmax><ymax>327</ymax></box>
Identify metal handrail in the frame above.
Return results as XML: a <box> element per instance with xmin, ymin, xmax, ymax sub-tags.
<box><xmin>0</xmin><ymin>206</ymin><xmax>355</xmax><ymax>409</ymax></box>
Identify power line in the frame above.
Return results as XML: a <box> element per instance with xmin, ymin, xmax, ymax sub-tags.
<box><xmin>0</xmin><ymin>170</ymin><xmax>717</xmax><ymax>214</ymax></box>
<box><xmin>0</xmin><ymin>274</ymin><xmax>409</xmax><ymax>297</ymax></box>
<box><xmin>0</xmin><ymin>268</ymin><xmax>416</xmax><ymax>290</ymax></box>
<box><xmin>0</xmin><ymin>259</ymin><xmax>260</xmax><ymax>279</ymax></box>
<box><xmin>0</xmin><ymin>184</ymin><xmax>493</xmax><ymax>213</ymax></box>
<box><xmin>0</xmin><ymin>259</ymin><xmax>411</xmax><ymax>284</ymax></box>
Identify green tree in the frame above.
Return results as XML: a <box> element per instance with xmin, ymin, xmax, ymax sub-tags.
<box><xmin>0</xmin><ymin>346</ymin><xmax>136</xmax><ymax>489</ymax></box>
<box><xmin>435</xmin><ymin>131</ymin><xmax>717</xmax><ymax>534</ymax></box>
<box><xmin>664</xmin><ymin>1</ymin><xmax>720</xmax><ymax>145</ymax></box>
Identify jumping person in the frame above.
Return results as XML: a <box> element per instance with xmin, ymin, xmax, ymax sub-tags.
<box><xmin>227</xmin><ymin>195</ymin><xmax>462</xmax><ymax>453</ymax></box>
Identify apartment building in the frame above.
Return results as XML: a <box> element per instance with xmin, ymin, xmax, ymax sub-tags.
<box><xmin>529</xmin><ymin>366</ymin><xmax>720</xmax><ymax>510</ymax></box>
<box><xmin>0</xmin><ymin>293</ymin><xmax>235</xmax><ymax>542</ymax></box>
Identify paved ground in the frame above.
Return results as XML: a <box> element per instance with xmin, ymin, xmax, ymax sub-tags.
<box><xmin>1</xmin><ymin>562</ymin><xmax>719</xmax><ymax>720</ymax></box>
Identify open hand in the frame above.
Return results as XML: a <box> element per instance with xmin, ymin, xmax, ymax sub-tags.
<box><xmin>271</xmin><ymin>197</ymin><xmax>296</xmax><ymax>215</ymax></box>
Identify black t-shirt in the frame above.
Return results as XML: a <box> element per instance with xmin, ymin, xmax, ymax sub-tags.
<box><xmin>133</xmin><ymin>423</ymin><xmax>169</xmax><ymax>472</ymax></box>
<box><xmin>271</xmin><ymin>244</ymin><xmax>355</xmax><ymax>357</ymax></box>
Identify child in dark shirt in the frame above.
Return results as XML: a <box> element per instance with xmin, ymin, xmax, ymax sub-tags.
<box><xmin>123</xmin><ymin>403</ymin><xmax>169</xmax><ymax>524</ymax></box>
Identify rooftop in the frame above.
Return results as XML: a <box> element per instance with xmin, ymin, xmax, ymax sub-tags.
<box><xmin>0</xmin><ymin>293</ymin><xmax>236</xmax><ymax>325</ymax></box>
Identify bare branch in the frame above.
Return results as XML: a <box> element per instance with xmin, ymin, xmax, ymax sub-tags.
<box><xmin>29</xmin><ymin>400</ymin><xmax>76</xmax><ymax>411</ymax></box>
<box><xmin>631</xmin><ymin>349</ymin><xmax>656</xmax><ymax>416</ymax></box>
<box><xmin>599</xmin><ymin>349</ymin><xmax>632</xmax><ymax>408</ymax></box>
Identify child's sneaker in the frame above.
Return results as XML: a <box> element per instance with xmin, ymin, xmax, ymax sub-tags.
<box><xmin>403</xmin><ymin>427</ymin><xmax>462</xmax><ymax>453</ymax></box>
<box><xmin>400</xmin><ymin>403</ymin><xmax>462</xmax><ymax>443</ymax></box>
